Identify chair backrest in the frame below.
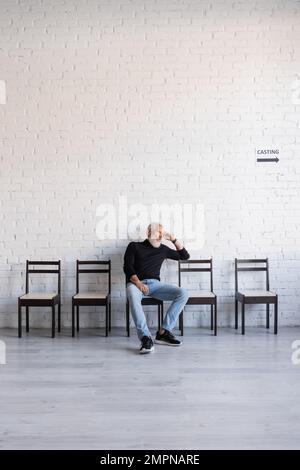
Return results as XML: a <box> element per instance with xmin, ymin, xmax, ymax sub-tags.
<box><xmin>26</xmin><ymin>260</ymin><xmax>61</xmax><ymax>295</ymax></box>
<box><xmin>234</xmin><ymin>258</ymin><xmax>269</xmax><ymax>293</ymax></box>
<box><xmin>76</xmin><ymin>260</ymin><xmax>111</xmax><ymax>294</ymax></box>
<box><xmin>178</xmin><ymin>259</ymin><xmax>214</xmax><ymax>292</ymax></box>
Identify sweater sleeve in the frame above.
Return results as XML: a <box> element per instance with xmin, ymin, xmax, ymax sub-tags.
<box><xmin>165</xmin><ymin>245</ymin><xmax>190</xmax><ymax>261</ymax></box>
<box><xmin>123</xmin><ymin>242</ymin><xmax>136</xmax><ymax>278</ymax></box>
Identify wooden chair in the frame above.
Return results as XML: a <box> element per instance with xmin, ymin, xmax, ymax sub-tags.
<box><xmin>178</xmin><ymin>259</ymin><xmax>217</xmax><ymax>336</ymax></box>
<box><xmin>72</xmin><ymin>260</ymin><xmax>111</xmax><ymax>337</ymax></box>
<box><xmin>235</xmin><ymin>258</ymin><xmax>278</xmax><ymax>335</ymax></box>
<box><xmin>125</xmin><ymin>281</ymin><xmax>163</xmax><ymax>337</ymax></box>
<box><xmin>18</xmin><ymin>260</ymin><xmax>61</xmax><ymax>338</ymax></box>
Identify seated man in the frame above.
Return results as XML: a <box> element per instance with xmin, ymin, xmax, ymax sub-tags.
<box><xmin>123</xmin><ymin>222</ymin><xmax>190</xmax><ymax>354</ymax></box>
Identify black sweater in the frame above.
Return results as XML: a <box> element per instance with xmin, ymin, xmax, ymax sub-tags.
<box><xmin>123</xmin><ymin>239</ymin><xmax>190</xmax><ymax>283</ymax></box>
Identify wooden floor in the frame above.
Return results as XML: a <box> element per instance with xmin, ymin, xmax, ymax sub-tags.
<box><xmin>0</xmin><ymin>326</ymin><xmax>300</xmax><ymax>450</ymax></box>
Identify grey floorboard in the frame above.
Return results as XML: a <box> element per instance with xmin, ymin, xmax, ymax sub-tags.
<box><xmin>0</xmin><ymin>327</ymin><xmax>300</xmax><ymax>450</ymax></box>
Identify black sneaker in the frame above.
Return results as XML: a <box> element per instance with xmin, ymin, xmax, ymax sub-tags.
<box><xmin>155</xmin><ymin>329</ymin><xmax>182</xmax><ymax>347</ymax></box>
<box><xmin>139</xmin><ymin>336</ymin><xmax>154</xmax><ymax>354</ymax></box>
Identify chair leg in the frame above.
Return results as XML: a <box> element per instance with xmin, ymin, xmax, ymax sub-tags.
<box><xmin>161</xmin><ymin>302</ymin><xmax>164</xmax><ymax>326</ymax></box>
<box><xmin>26</xmin><ymin>306</ymin><xmax>29</xmax><ymax>333</ymax></box>
<box><xmin>235</xmin><ymin>299</ymin><xmax>238</xmax><ymax>329</ymax></box>
<box><xmin>52</xmin><ymin>304</ymin><xmax>55</xmax><ymax>338</ymax></box>
<box><xmin>274</xmin><ymin>297</ymin><xmax>278</xmax><ymax>335</ymax></box>
<box><xmin>18</xmin><ymin>299</ymin><xmax>22</xmax><ymax>338</ymax></box>
<box><xmin>179</xmin><ymin>311</ymin><xmax>184</xmax><ymax>336</ymax></box>
<box><xmin>105</xmin><ymin>302</ymin><xmax>108</xmax><ymax>337</ymax></box>
<box><xmin>72</xmin><ymin>302</ymin><xmax>75</xmax><ymax>337</ymax></box>
<box><xmin>158</xmin><ymin>304</ymin><xmax>161</xmax><ymax>330</ymax></box>
<box><xmin>109</xmin><ymin>300</ymin><xmax>111</xmax><ymax>332</ymax></box>
<box><xmin>210</xmin><ymin>305</ymin><xmax>213</xmax><ymax>331</ymax></box>
<box><xmin>266</xmin><ymin>303</ymin><xmax>270</xmax><ymax>329</ymax></box>
<box><xmin>58</xmin><ymin>301</ymin><xmax>61</xmax><ymax>333</ymax></box>
<box><xmin>214</xmin><ymin>299</ymin><xmax>217</xmax><ymax>336</ymax></box>
<box><xmin>76</xmin><ymin>305</ymin><xmax>79</xmax><ymax>332</ymax></box>
<box><xmin>126</xmin><ymin>300</ymin><xmax>130</xmax><ymax>337</ymax></box>
<box><xmin>241</xmin><ymin>301</ymin><xmax>245</xmax><ymax>335</ymax></box>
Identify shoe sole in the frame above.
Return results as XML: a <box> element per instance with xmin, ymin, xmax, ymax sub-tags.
<box><xmin>154</xmin><ymin>339</ymin><xmax>182</xmax><ymax>347</ymax></box>
<box><xmin>139</xmin><ymin>347</ymin><xmax>154</xmax><ymax>354</ymax></box>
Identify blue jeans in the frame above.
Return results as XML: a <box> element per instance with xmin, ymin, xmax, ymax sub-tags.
<box><xmin>126</xmin><ymin>279</ymin><xmax>189</xmax><ymax>340</ymax></box>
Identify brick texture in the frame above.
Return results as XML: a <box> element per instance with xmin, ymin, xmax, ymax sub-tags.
<box><xmin>0</xmin><ymin>0</ymin><xmax>300</xmax><ymax>329</ymax></box>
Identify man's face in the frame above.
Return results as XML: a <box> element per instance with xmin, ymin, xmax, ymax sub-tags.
<box><xmin>148</xmin><ymin>224</ymin><xmax>164</xmax><ymax>242</ymax></box>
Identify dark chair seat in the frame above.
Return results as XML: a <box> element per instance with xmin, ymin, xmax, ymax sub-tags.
<box><xmin>20</xmin><ymin>292</ymin><xmax>59</xmax><ymax>301</ymax></box>
<box><xmin>237</xmin><ymin>289</ymin><xmax>277</xmax><ymax>303</ymax></box>
<box><xmin>73</xmin><ymin>292</ymin><xmax>108</xmax><ymax>300</ymax></box>
<box><xmin>187</xmin><ymin>291</ymin><xmax>216</xmax><ymax>305</ymax></box>
<box><xmin>142</xmin><ymin>297</ymin><xmax>163</xmax><ymax>306</ymax></box>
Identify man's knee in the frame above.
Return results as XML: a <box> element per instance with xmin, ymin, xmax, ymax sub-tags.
<box><xmin>126</xmin><ymin>283</ymin><xmax>141</xmax><ymax>301</ymax></box>
<box><xmin>178</xmin><ymin>287</ymin><xmax>189</xmax><ymax>302</ymax></box>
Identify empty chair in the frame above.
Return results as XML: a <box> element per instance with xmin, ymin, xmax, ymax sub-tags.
<box><xmin>235</xmin><ymin>258</ymin><xmax>278</xmax><ymax>335</ymax></box>
<box><xmin>72</xmin><ymin>260</ymin><xmax>111</xmax><ymax>337</ymax></box>
<box><xmin>18</xmin><ymin>260</ymin><xmax>61</xmax><ymax>338</ymax></box>
<box><xmin>125</xmin><ymin>280</ymin><xmax>163</xmax><ymax>337</ymax></box>
<box><xmin>178</xmin><ymin>259</ymin><xmax>217</xmax><ymax>336</ymax></box>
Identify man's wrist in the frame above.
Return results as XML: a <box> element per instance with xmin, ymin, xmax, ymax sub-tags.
<box><xmin>130</xmin><ymin>275</ymin><xmax>140</xmax><ymax>286</ymax></box>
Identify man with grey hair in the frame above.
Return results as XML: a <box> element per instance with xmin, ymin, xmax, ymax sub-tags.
<box><xmin>123</xmin><ymin>223</ymin><xmax>190</xmax><ymax>354</ymax></box>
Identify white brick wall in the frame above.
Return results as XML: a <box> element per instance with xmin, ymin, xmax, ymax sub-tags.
<box><xmin>0</xmin><ymin>0</ymin><xmax>300</xmax><ymax>330</ymax></box>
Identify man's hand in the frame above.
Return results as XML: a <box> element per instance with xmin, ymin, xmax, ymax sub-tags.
<box><xmin>163</xmin><ymin>231</ymin><xmax>184</xmax><ymax>250</ymax></box>
<box><xmin>163</xmin><ymin>231</ymin><xmax>175</xmax><ymax>241</ymax></box>
<box><xmin>130</xmin><ymin>275</ymin><xmax>149</xmax><ymax>295</ymax></box>
<box><xmin>137</xmin><ymin>281</ymin><xmax>149</xmax><ymax>295</ymax></box>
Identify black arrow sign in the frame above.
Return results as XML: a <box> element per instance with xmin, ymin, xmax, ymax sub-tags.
<box><xmin>257</xmin><ymin>157</ymin><xmax>279</xmax><ymax>163</ymax></box>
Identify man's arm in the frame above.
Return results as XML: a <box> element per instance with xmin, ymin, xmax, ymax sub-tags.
<box><xmin>164</xmin><ymin>232</ymin><xmax>190</xmax><ymax>260</ymax></box>
<box><xmin>123</xmin><ymin>243</ymin><xmax>149</xmax><ymax>294</ymax></box>
<box><xmin>123</xmin><ymin>242</ymin><xmax>136</xmax><ymax>278</ymax></box>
